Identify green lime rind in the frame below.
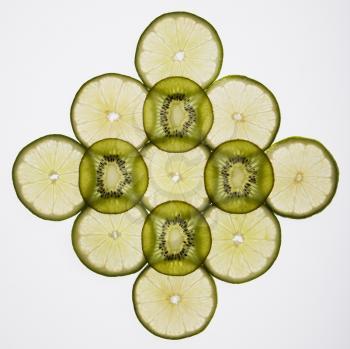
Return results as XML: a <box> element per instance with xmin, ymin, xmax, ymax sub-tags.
<box><xmin>206</xmin><ymin>75</ymin><xmax>281</xmax><ymax>150</ymax></box>
<box><xmin>143</xmin><ymin>76</ymin><xmax>213</xmax><ymax>153</ymax></box>
<box><xmin>204</xmin><ymin>139</ymin><xmax>274</xmax><ymax>214</ymax></box>
<box><xmin>79</xmin><ymin>138</ymin><xmax>148</xmax><ymax>214</ymax></box>
<box><xmin>13</xmin><ymin>134</ymin><xmax>85</xmax><ymax>221</ymax></box>
<box><xmin>266</xmin><ymin>136</ymin><xmax>339</xmax><ymax>219</ymax></box>
<box><xmin>132</xmin><ymin>266</ymin><xmax>217</xmax><ymax>340</ymax></box>
<box><xmin>204</xmin><ymin>205</ymin><xmax>281</xmax><ymax>284</ymax></box>
<box><xmin>71</xmin><ymin>206</ymin><xmax>147</xmax><ymax>277</ymax></box>
<box><xmin>135</xmin><ymin>11</ymin><xmax>223</xmax><ymax>89</ymax></box>
<box><xmin>142</xmin><ymin>201</ymin><xmax>212</xmax><ymax>276</ymax></box>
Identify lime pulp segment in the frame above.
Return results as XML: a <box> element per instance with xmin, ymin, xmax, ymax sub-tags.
<box><xmin>266</xmin><ymin>137</ymin><xmax>338</xmax><ymax>218</ymax></box>
<box><xmin>133</xmin><ymin>267</ymin><xmax>217</xmax><ymax>339</ymax></box>
<box><xmin>79</xmin><ymin>138</ymin><xmax>148</xmax><ymax>214</ymax></box>
<box><xmin>142</xmin><ymin>201</ymin><xmax>212</xmax><ymax>276</ymax></box>
<box><xmin>205</xmin><ymin>206</ymin><xmax>281</xmax><ymax>283</ymax></box>
<box><xmin>206</xmin><ymin>75</ymin><xmax>280</xmax><ymax>150</ymax></box>
<box><xmin>141</xmin><ymin>144</ymin><xmax>210</xmax><ymax>211</ymax></box>
<box><xmin>72</xmin><ymin>206</ymin><xmax>146</xmax><ymax>276</ymax></box>
<box><xmin>135</xmin><ymin>11</ymin><xmax>223</xmax><ymax>88</ymax></box>
<box><xmin>13</xmin><ymin>134</ymin><xmax>85</xmax><ymax>220</ymax></box>
<box><xmin>71</xmin><ymin>73</ymin><xmax>147</xmax><ymax>148</ymax></box>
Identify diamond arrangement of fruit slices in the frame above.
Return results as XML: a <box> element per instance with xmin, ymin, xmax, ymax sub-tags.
<box><xmin>12</xmin><ymin>11</ymin><xmax>339</xmax><ymax>340</ymax></box>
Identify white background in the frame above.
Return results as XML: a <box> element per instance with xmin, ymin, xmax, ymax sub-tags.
<box><xmin>1</xmin><ymin>0</ymin><xmax>349</xmax><ymax>348</ymax></box>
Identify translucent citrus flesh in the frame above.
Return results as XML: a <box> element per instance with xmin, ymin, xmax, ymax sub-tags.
<box><xmin>72</xmin><ymin>206</ymin><xmax>146</xmax><ymax>276</ymax></box>
<box><xmin>135</xmin><ymin>12</ymin><xmax>223</xmax><ymax>88</ymax></box>
<box><xmin>133</xmin><ymin>267</ymin><xmax>217</xmax><ymax>339</ymax></box>
<box><xmin>13</xmin><ymin>135</ymin><xmax>84</xmax><ymax>220</ymax></box>
<box><xmin>267</xmin><ymin>137</ymin><xmax>338</xmax><ymax>217</ymax></box>
<box><xmin>141</xmin><ymin>145</ymin><xmax>209</xmax><ymax>210</ymax></box>
<box><xmin>207</xmin><ymin>76</ymin><xmax>280</xmax><ymax>149</ymax></box>
<box><xmin>205</xmin><ymin>206</ymin><xmax>281</xmax><ymax>283</ymax></box>
<box><xmin>71</xmin><ymin>74</ymin><xmax>147</xmax><ymax>148</ymax></box>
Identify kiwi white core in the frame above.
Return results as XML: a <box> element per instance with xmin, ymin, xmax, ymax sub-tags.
<box><xmin>103</xmin><ymin>163</ymin><xmax>123</xmax><ymax>191</ymax></box>
<box><xmin>229</xmin><ymin>164</ymin><xmax>249</xmax><ymax>190</ymax></box>
<box><xmin>168</xmin><ymin>101</ymin><xmax>187</xmax><ymax>129</ymax></box>
<box><xmin>166</xmin><ymin>224</ymin><xmax>186</xmax><ymax>254</ymax></box>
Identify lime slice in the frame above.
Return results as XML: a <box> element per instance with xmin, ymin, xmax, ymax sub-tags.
<box><xmin>266</xmin><ymin>137</ymin><xmax>339</xmax><ymax>218</ymax></box>
<box><xmin>133</xmin><ymin>266</ymin><xmax>217</xmax><ymax>339</ymax></box>
<box><xmin>72</xmin><ymin>206</ymin><xmax>146</xmax><ymax>276</ymax></box>
<box><xmin>204</xmin><ymin>206</ymin><xmax>281</xmax><ymax>283</ymax></box>
<box><xmin>141</xmin><ymin>144</ymin><xmax>210</xmax><ymax>211</ymax></box>
<box><xmin>71</xmin><ymin>73</ymin><xmax>147</xmax><ymax>148</ymax></box>
<box><xmin>13</xmin><ymin>134</ymin><xmax>85</xmax><ymax>220</ymax></box>
<box><xmin>135</xmin><ymin>12</ymin><xmax>223</xmax><ymax>88</ymax></box>
<box><xmin>206</xmin><ymin>76</ymin><xmax>280</xmax><ymax>150</ymax></box>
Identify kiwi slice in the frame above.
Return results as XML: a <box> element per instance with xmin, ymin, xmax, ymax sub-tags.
<box><xmin>205</xmin><ymin>206</ymin><xmax>281</xmax><ymax>283</ymax></box>
<box><xmin>143</xmin><ymin>76</ymin><xmax>213</xmax><ymax>152</ymax></box>
<box><xmin>13</xmin><ymin>134</ymin><xmax>85</xmax><ymax>220</ymax></box>
<box><xmin>135</xmin><ymin>11</ymin><xmax>223</xmax><ymax>89</ymax></box>
<box><xmin>266</xmin><ymin>137</ymin><xmax>338</xmax><ymax>218</ymax></box>
<box><xmin>133</xmin><ymin>266</ymin><xmax>217</xmax><ymax>339</ymax></box>
<box><xmin>206</xmin><ymin>76</ymin><xmax>280</xmax><ymax>150</ymax></box>
<box><xmin>72</xmin><ymin>206</ymin><xmax>146</xmax><ymax>276</ymax></box>
<box><xmin>141</xmin><ymin>144</ymin><xmax>210</xmax><ymax>211</ymax></box>
<box><xmin>204</xmin><ymin>140</ymin><xmax>274</xmax><ymax>213</ymax></box>
<box><xmin>142</xmin><ymin>201</ymin><xmax>211</xmax><ymax>276</ymax></box>
<box><xmin>79</xmin><ymin>138</ymin><xmax>148</xmax><ymax>214</ymax></box>
<box><xmin>71</xmin><ymin>73</ymin><xmax>147</xmax><ymax>148</ymax></box>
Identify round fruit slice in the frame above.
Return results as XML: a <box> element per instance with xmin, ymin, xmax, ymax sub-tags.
<box><xmin>71</xmin><ymin>73</ymin><xmax>147</xmax><ymax>148</ymax></box>
<box><xmin>143</xmin><ymin>76</ymin><xmax>213</xmax><ymax>152</ymax></box>
<box><xmin>142</xmin><ymin>201</ymin><xmax>211</xmax><ymax>276</ymax></box>
<box><xmin>206</xmin><ymin>76</ymin><xmax>280</xmax><ymax>150</ymax></box>
<box><xmin>266</xmin><ymin>137</ymin><xmax>338</xmax><ymax>218</ymax></box>
<box><xmin>135</xmin><ymin>11</ymin><xmax>223</xmax><ymax>89</ymax></box>
<box><xmin>205</xmin><ymin>140</ymin><xmax>274</xmax><ymax>213</ymax></box>
<box><xmin>133</xmin><ymin>266</ymin><xmax>217</xmax><ymax>339</ymax></box>
<box><xmin>13</xmin><ymin>134</ymin><xmax>85</xmax><ymax>220</ymax></box>
<box><xmin>204</xmin><ymin>206</ymin><xmax>281</xmax><ymax>283</ymax></box>
<box><xmin>72</xmin><ymin>206</ymin><xmax>146</xmax><ymax>276</ymax></box>
<box><xmin>79</xmin><ymin>138</ymin><xmax>148</xmax><ymax>214</ymax></box>
<box><xmin>141</xmin><ymin>144</ymin><xmax>210</xmax><ymax>211</ymax></box>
